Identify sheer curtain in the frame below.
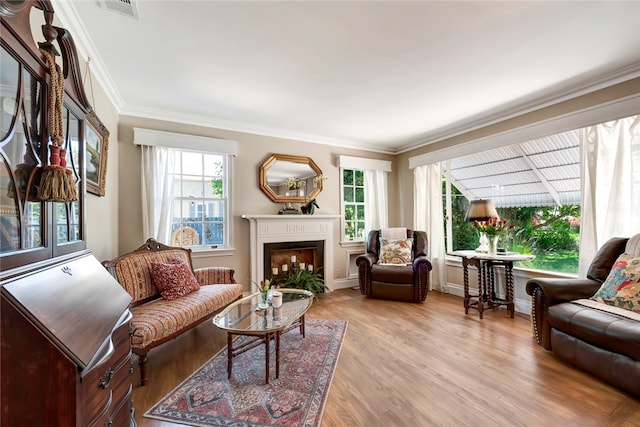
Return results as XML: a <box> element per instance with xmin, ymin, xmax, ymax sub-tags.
<box><xmin>141</xmin><ymin>145</ymin><xmax>176</xmax><ymax>244</ymax></box>
<box><xmin>364</xmin><ymin>170</ymin><xmax>388</xmax><ymax>231</ymax></box>
<box><xmin>414</xmin><ymin>164</ymin><xmax>446</xmax><ymax>291</ymax></box>
<box><xmin>579</xmin><ymin>115</ymin><xmax>640</xmax><ymax>277</ymax></box>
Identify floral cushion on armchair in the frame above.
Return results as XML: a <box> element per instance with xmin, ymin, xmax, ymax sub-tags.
<box><xmin>591</xmin><ymin>252</ymin><xmax>640</xmax><ymax>313</ymax></box>
<box><xmin>379</xmin><ymin>238</ymin><xmax>413</xmax><ymax>265</ymax></box>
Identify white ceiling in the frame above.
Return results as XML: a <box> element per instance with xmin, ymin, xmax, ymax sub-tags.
<box><xmin>52</xmin><ymin>1</ymin><xmax>640</xmax><ymax>154</ymax></box>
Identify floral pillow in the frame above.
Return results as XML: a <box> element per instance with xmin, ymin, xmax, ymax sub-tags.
<box><xmin>150</xmin><ymin>257</ymin><xmax>200</xmax><ymax>301</ymax></box>
<box><xmin>379</xmin><ymin>238</ymin><xmax>413</xmax><ymax>265</ymax></box>
<box><xmin>591</xmin><ymin>252</ymin><xmax>640</xmax><ymax>313</ymax></box>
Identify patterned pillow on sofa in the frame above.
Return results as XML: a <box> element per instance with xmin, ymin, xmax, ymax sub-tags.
<box><xmin>591</xmin><ymin>252</ymin><xmax>640</xmax><ymax>313</ymax></box>
<box><xmin>150</xmin><ymin>257</ymin><xmax>201</xmax><ymax>301</ymax></box>
<box><xmin>379</xmin><ymin>238</ymin><xmax>413</xmax><ymax>265</ymax></box>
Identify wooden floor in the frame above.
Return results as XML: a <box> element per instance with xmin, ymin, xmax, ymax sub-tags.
<box><xmin>132</xmin><ymin>289</ymin><xmax>640</xmax><ymax>427</ymax></box>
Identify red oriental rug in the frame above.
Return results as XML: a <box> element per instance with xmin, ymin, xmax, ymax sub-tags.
<box><xmin>144</xmin><ymin>319</ymin><xmax>347</xmax><ymax>427</ymax></box>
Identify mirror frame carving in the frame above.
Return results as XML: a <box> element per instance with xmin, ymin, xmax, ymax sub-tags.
<box><xmin>259</xmin><ymin>154</ymin><xmax>323</xmax><ymax>203</ymax></box>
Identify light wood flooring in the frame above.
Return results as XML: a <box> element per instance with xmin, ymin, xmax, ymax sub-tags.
<box><xmin>131</xmin><ymin>289</ymin><xmax>640</xmax><ymax>427</ymax></box>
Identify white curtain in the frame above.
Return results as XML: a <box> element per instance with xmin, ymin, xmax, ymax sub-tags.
<box><xmin>414</xmin><ymin>164</ymin><xmax>447</xmax><ymax>291</ymax></box>
<box><xmin>141</xmin><ymin>145</ymin><xmax>176</xmax><ymax>244</ymax></box>
<box><xmin>579</xmin><ymin>115</ymin><xmax>640</xmax><ymax>277</ymax></box>
<box><xmin>364</xmin><ymin>170</ymin><xmax>388</xmax><ymax>231</ymax></box>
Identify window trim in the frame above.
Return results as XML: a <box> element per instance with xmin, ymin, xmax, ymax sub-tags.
<box><xmin>408</xmin><ymin>92</ymin><xmax>640</xmax><ymax>169</ymax></box>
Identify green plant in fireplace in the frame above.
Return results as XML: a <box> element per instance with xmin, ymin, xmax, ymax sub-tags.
<box><xmin>280</xmin><ymin>268</ymin><xmax>326</xmax><ymax>297</ymax></box>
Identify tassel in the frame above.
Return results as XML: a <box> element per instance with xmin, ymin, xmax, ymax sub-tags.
<box><xmin>38</xmin><ymin>145</ymin><xmax>77</xmax><ymax>202</ymax></box>
<box><xmin>38</xmin><ymin>49</ymin><xmax>77</xmax><ymax>203</ymax></box>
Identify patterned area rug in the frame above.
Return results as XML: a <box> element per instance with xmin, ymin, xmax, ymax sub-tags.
<box><xmin>145</xmin><ymin>319</ymin><xmax>347</xmax><ymax>427</ymax></box>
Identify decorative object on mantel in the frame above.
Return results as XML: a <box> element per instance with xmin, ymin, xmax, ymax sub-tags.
<box><xmin>300</xmin><ymin>198</ymin><xmax>319</xmax><ymax>215</ymax></box>
<box><xmin>279</xmin><ymin>203</ymin><xmax>301</xmax><ymax>215</ymax></box>
<box><xmin>144</xmin><ymin>319</ymin><xmax>346</xmax><ymax>427</ymax></box>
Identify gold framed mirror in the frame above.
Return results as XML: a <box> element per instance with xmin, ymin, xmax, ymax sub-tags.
<box><xmin>259</xmin><ymin>154</ymin><xmax>323</xmax><ymax>203</ymax></box>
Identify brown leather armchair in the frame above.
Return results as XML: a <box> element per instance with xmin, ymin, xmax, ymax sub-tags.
<box><xmin>356</xmin><ymin>229</ymin><xmax>433</xmax><ymax>302</ymax></box>
<box><xmin>526</xmin><ymin>236</ymin><xmax>640</xmax><ymax>397</ymax></box>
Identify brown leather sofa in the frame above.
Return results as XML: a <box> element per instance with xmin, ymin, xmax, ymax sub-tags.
<box><xmin>356</xmin><ymin>229</ymin><xmax>433</xmax><ymax>302</ymax></box>
<box><xmin>526</xmin><ymin>236</ymin><xmax>640</xmax><ymax>397</ymax></box>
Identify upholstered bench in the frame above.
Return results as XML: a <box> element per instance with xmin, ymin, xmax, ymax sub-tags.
<box><xmin>102</xmin><ymin>238</ymin><xmax>243</xmax><ymax>385</ymax></box>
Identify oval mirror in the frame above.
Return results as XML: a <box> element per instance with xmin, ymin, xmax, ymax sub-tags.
<box><xmin>259</xmin><ymin>154</ymin><xmax>323</xmax><ymax>203</ymax></box>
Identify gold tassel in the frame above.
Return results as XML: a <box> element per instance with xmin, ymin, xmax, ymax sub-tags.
<box><xmin>38</xmin><ymin>49</ymin><xmax>77</xmax><ymax>202</ymax></box>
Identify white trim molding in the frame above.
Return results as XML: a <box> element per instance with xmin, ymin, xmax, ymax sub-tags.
<box><xmin>133</xmin><ymin>127</ymin><xmax>238</xmax><ymax>155</ymax></box>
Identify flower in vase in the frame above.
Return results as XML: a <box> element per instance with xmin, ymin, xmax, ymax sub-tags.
<box><xmin>473</xmin><ymin>218</ymin><xmax>513</xmax><ymax>237</ymax></box>
<box><xmin>254</xmin><ymin>279</ymin><xmax>271</xmax><ymax>293</ymax></box>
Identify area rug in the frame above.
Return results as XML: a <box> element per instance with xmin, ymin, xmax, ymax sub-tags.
<box><xmin>145</xmin><ymin>319</ymin><xmax>347</xmax><ymax>427</ymax></box>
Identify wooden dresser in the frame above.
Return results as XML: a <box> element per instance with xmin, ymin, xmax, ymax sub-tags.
<box><xmin>1</xmin><ymin>253</ymin><xmax>134</xmax><ymax>426</ymax></box>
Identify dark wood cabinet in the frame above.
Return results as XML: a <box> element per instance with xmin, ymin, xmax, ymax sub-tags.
<box><xmin>1</xmin><ymin>253</ymin><xmax>134</xmax><ymax>426</ymax></box>
<box><xmin>1</xmin><ymin>2</ymin><xmax>134</xmax><ymax>425</ymax></box>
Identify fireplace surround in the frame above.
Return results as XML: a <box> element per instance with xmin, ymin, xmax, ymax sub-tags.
<box><xmin>243</xmin><ymin>215</ymin><xmax>340</xmax><ymax>290</ymax></box>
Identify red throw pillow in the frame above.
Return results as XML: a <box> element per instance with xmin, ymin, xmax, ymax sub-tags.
<box><xmin>150</xmin><ymin>257</ymin><xmax>200</xmax><ymax>301</ymax></box>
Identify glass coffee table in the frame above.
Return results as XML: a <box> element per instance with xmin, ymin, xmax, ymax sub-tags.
<box><xmin>212</xmin><ymin>288</ymin><xmax>313</xmax><ymax>383</ymax></box>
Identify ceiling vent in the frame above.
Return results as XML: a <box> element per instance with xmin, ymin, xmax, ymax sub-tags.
<box><xmin>98</xmin><ymin>0</ymin><xmax>139</xmax><ymax>19</ymax></box>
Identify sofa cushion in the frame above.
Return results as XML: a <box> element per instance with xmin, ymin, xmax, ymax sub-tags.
<box><xmin>591</xmin><ymin>252</ymin><xmax>640</xmax><ymax>313</ymax></box>
<box><xmin>371</xmin><ymin>264</ymin><xmax>413</xmax><ymax>283</ymax></box>
<box><xmin>151</xmin><ymin>257</ymin><xmax>200</xmax><ymax>301</ymax></box>
<box><xmin>587</xmin><ymin>237</ymin><xmax>629</xmax><ymax>283</ymax></box>
<box><xmin>114</xmin><ymin>249</ymin><xmax>191</xmax><ymax>303</ymax></box>
<box><xmin>379</xmin><ymin>238</ymin><xmax>413</xmax><ymax>265</ymax></box>
<box><xmin>547</xmin><ymin>301</ymin><xmax>640</xmax><ymax>361</ymax></box>
<box><xmin>130</xmin><ymin>283</ymin><xmax>243</xmax><ymax>349</ymax></box>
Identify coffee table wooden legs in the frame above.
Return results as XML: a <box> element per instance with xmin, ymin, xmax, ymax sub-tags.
<box><xmin>227</xmin><ymin>333</ymin><xmax>233</xmax><ymax>379</ymax></box>
<box><xmin>225</xmin><ymin>331</ymin><xmax>281</xmax><ymax>384</ymax></box>
<box><xmin>225</xmin><ymin>316</ymin><xmax>305</xmax><ymax>383</ymax></box>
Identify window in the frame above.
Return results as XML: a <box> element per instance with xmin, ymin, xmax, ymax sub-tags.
<box><xmin>134</xmin><ymin>127</ymin><xmax>237</xmax><ymax>250</ymax></box>
<box><xmin>342</xmin><ymin>168</ymin><xmax>366</xmax><ymax>240</ymax></box>
<box><xmin>440</xmin><ymin>114</ymin><xmax>638</xmax><ymax>275</ymax></box>
<box><xmin>444</xmin><ymin>184</ymin><xmax>581</xmax><ymax>274</ymax></box>
<box><xmin>170</xmin><ymin>150</ymin><xmax>229</xmax><ymax>248</ymax></box>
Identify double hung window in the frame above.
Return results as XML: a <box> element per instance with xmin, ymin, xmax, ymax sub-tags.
<box><xmin>170</xmin><ymin>151</ymin><xmax>229</xmax><ymax>248</ymax></box>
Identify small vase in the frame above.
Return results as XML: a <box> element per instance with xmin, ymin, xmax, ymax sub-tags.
<box><xmin>488</xmin><ymin>235</ymin><xmax>500</xmax><ymax>255</ymax></box>
<box><xmin>258</xmin><ymin>291</ymin><xmax>269</xmax><ymax>309</ymax></box>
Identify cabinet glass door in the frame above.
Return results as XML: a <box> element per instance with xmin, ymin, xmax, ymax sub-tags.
<box><xmin>0</xmin><ymin>47</ymin><xmax>45</xmax><ymax>254</ymax></box>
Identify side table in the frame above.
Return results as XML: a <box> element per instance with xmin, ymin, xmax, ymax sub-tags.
<box><xmin>449</xmin><ymin>250</ymin><xmax>534</xmax><ymax>319</ymax></box>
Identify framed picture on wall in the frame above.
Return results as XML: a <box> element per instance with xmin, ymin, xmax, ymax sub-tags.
<box><xmin>85</xmin><ymin>111</ymin><xmax>109</xmax><ymax>196</ymax></box>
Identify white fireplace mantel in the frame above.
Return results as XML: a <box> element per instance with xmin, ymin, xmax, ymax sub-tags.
<box><xmin>242</xmin><ymin>214</ymin><xmax>341</xmax><ymax>290</ymax></box>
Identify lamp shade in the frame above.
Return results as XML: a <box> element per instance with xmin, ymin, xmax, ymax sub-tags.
<box><xmin>464</xmin><ymin>199</ymin><xmax>499</xmax><ymax>222</ymax></box>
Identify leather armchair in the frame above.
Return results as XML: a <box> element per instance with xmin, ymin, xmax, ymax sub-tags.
<box><xmin>356</xmin><ymin>229</ymin><xmax>433</xmax><ymax>302</ymax></box>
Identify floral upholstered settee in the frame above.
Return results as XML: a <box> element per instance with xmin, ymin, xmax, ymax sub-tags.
<box><xmin>102</xmin><ymin>238</ymin><xmax>243</xmax><ymax>385</ymax></box>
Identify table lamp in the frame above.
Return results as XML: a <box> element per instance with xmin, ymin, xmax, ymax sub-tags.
<box><xmin>465</xmin><ymin>199</ymin><xmax>499</xmax><ymax>252</ymax></box>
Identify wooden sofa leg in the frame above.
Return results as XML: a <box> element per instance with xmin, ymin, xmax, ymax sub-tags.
<box><xmin>138</xmin><ymin>354</ymin><xmax>148</xmax><ymax>386</ymax></box>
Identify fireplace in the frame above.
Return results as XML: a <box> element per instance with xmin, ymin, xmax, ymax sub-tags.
<box><xmin>264</xmin><ymin>240</ymin><xmax>325</xmax><ymax>280</ymax></box>
<box><xmin>243</xmin><ymin>214</ymin><xmax>340</xmax><ymax>290</ymax></box>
